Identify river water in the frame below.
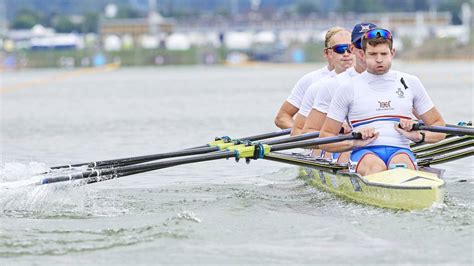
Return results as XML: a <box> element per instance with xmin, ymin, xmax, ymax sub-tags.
<box><xmin>0</xmin><ymin>61</ymin><xmax>472</xmax><ymax>264</ymax></box>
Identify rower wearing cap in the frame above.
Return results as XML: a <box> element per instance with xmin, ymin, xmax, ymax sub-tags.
<box><xmin>274</xmin><ymin>27</ymin><xmax>342</xmax><ymax>130</ymax></box>
<box><xmin>302</xmin><ymin>23</ymin><xmax>378</xmax><ymax>162</ymax></box>
<box><xmin>290</xmin><ymin>27</ymin><xmax>354</xmax><ymax>136</ymax></box>
<box><xmin>320</xmin><ymin>28</ymin><xmax>446</xmax><ymax>176</ymax></box>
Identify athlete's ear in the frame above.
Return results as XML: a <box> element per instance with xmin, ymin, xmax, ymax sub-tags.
<box><xmin>391</xmin><ymin>48</ymin><xmax>396</xmax><ymax>57</ymax></box>
<box><xmin>323</xmin><ymin>48</ymin><xmax>329</xmax><ymax>58</ymax></box>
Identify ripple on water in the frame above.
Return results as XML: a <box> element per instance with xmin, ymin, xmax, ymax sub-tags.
<box><xmin>0</xmin><ymin>216</ymin><xmax>195</xmax><ymax>257</ymax></box>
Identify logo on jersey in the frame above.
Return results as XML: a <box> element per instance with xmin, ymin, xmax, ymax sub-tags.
<box><xmin>377</xmin><ymin>100</ymin><xmax>394</xmax><ymax>111</ymax></box>
<box><xmin>400</xmin><ymin>77</ymin><xmax>409</xmax><ymax>90</ymax></box>
<box><xmin>396</xmin><ymin>88</ymin><xmax>405</xmax><ymax>98</ymax></box>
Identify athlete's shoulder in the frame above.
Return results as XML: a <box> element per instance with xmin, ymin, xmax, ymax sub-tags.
<box><xmin>392</xmin><ymin>70</ymin><xmax>423</xmax><ymax>88</ymax></box>
<box><xmin>310</xmin><ymin>66</ymin><xmax>331</xmax><ymax>81</ymax></box>
<box><xmin>392</xmin><ymin>70</ymin><xmax>418</xmax><ymax>80</ymax></box>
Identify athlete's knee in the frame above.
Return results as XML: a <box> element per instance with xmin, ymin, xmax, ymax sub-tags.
<box><xmin>355</xmin><ymin>154</ymin><xmax>386</xmax><ymax>175</ymax></box>
<box><xmin>389</xmin><ymin>153</ymin><xmax>417</xmax><ymax>170</ymax></box>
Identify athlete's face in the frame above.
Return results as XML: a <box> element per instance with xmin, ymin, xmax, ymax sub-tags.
<box><xmin>325</xmin><ymin>32</ymin><xmax>354</xmax><ymax>73</ymax></box>
<box><xmin>353</xmin><ymin>46</ymin><xmax>366</xmax><ymax>70</ymax></box>
<box><xmin>363</xmin><ymin>43</ymin><xmax>395</xmax><ymax>75</ymax></box>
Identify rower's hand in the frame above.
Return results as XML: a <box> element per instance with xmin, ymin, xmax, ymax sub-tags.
<box><xmin>342</xmin><ymin>122</ymin><xmax>352</xmax><ymax>134</ymax></box>
<box><xmin>353</xmin><ymin>127</ymin><xmax>378</xmax><ymax>148</ymax></box>
<box><xmin>395</xmin><ymin>119</ymin><xmax>423</xmax><ymax>142</ymax></box>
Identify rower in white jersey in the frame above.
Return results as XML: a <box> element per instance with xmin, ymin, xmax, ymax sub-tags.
<box><xmin>320</xmin><ymin>28</ymin><xmax>446</xmax><ymax>176</ymax></box>
<box><xmin>274</xmin><ymin>27</ymin><xmax>343</xmax><ymax>129</ymax></box>
<box><xmin>290</xmin><ymin>27</ymin><xmax>354</xmax><ymax>136</ymax></box>
<box><xmin>302</xmin><ymin>23</ymin><xmax>378</xmax><ymax>162</ymax></box>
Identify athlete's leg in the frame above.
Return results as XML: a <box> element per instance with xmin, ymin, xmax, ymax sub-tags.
<box><xmin>336</xmin><ymin>152</ymin><xmax>350</xmax><ymax>164</ymax></box>
<box><xmin>351</xmin><ymin>148</ymin><xmax>386</xmax><ymax>176</ymax></box>
<box><xmin>387</xmin><ymin>149</ymin><xmax>417</xmax><ymax>170</ymax></box>
<box><xmin>356</xmin><ymin>154</ymin><xmax>386</xmax><ymax>175</ymax></box>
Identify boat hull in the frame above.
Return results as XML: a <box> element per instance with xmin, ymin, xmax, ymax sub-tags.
<box><xmin>299</xmin><ymin>167</ymin><xmax>445</xmax><ymax>210</ymax></box>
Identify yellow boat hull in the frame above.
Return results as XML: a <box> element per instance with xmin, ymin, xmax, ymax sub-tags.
<box><xmin>299</xmin><ymin>167</ymin><xmax>445</xmax><ymax>210</ymax></box>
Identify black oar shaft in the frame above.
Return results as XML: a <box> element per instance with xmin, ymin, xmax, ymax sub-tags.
<box><xmin>270</xmin><ymin>133</ymin><xmax>361</xmax><ymax>152</ymax></box>
<box><xmin>42</xmin><ymin>151</ymin><xmax>236</xmax><ymax>185</ymax></box>
<box><xmin>241</xmin><ymin>128</ymin><xmax>292</xmax><ymax>141</ymax></box>
<box><xmin>414</xmin><ymin>124</ymin><xmax>474</xmax><ymax>136</ymax></box>
<box><xmin>51</xmin><ymin>146</ymin><xmax>219</xmax><ymax>169</ymax></box>
<box><xmin>39</xmin><ymin>133</ymin><xmax>360</xmax><ymax>185</ymax></box>
<box><xmin>50</xmin><ymin>129</ymin><xmax>291</xmax><ymax>170</ymax></box>
<box><xmin>264</xmin><ymin>131</ymin><xmax>320</xmax><ymax>145</ymax></box>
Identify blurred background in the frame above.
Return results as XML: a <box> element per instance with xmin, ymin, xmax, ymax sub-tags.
<box><xmin>0</xmin><ymin>0</ymin><xmax>472</xmax><ymax>69</ymax></box>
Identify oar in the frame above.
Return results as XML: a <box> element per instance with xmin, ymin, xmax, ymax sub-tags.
<box><xmin>49</xmin><ymin>128</ymin><xmax>292</xmax><ymax>170</ymax></box>
<box><xmin>417</xmin><ymin>148</ymin><xmax>474</xmax><ymax>167</ymax></box>
<box><xmin>412</xmin><ymin>124</ymin><xmax>474</xmax><ymax>136</ymax></box>
<box><xmin>415</xmin><ymin>140</ymin><xmax>474</xmax><ymax>159</ymax></box>
<box><xmin>412</xmin><ymin>136</ymin><xmax>473</xmax><ymax>153</ymax></box>
<box><xmin>8</xmin><ymin>133</ymin><xmax>361</xmax><ymax>187</ymax></box>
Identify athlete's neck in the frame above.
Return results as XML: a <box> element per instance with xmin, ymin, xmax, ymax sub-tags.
<box><xmin>354</xmin><ymin>63</ymin><xmax>365</xmax><ymax>74</ymax></box>
<box><xmin>367</xmin><ymin>69</ymin><xmax>390</xmax><ymax>76</ymax></box>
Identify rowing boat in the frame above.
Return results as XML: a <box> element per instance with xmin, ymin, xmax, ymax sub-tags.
<box><xmin>2</xmin><ymin>123</ymin><xmax>471</xmax><ymax>211</ymax></box>
<box><xmin>266</xmin><ymin>152</ymin><xmax>446</xmax><ymax>210</ymax></box>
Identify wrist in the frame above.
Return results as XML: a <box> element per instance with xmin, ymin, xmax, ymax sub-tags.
<box><xmin>414</xmin><ymin>131</ymin><xmax>426</xmax><ymax>143</ymax></box>
<box><xmin>350</xmin><ymin>139</ymin><xmax>358</xmax><ymax>149</ymax></box>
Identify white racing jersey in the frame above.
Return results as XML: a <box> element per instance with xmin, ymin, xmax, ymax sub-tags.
<box><xmin>298</xmin><ymin>70</ymin><xmax>336</xmax><ymax>117</ymax></box>
<box><xmin>313</xmin><ymin>67</ymin><xmax>360</xmax><ymax>114</ymax></box>
<box><xmin>327</xmin><ymin>70</ymin><xmax>434</xmax><ymax>148</ymax></box>
<box><xmin>286</xmin><ymin>66</ymin><xmax>332</xmax><ymax>109</ymax></box>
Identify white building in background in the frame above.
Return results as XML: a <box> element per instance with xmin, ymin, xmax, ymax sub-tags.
<box><xmin>103</xmin><ymin>35</ymin><xmax>121</xmax><ymax>51</ymax></box>
<box><xmin>165</xmin><ymin>33</ymin><xmax>191</xmax><ymax>50</ymax></box>
<box><xmin>140</xmin><ymin>35</ymin><xmax>160</xmax><ymax>49</ymax></box>
<box><xmin>224</xmin><ymin>31</ymin><xmax>253</xmax><ymax>50</ymax></box>
<box><xmin>253</xmin><ymin>31</ymin><xmax>276</xmax><ymax>44</ymax></box>
<box><xmin>6</xmin><ymin>24</ymin><xmax>85</xmax><ymax>51</ymax></box>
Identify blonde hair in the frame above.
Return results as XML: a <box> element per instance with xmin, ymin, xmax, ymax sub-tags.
<box><xmin>324</xmin><ymin>26</ymin><xmax>347</xmax><ymax>48</ymax></box>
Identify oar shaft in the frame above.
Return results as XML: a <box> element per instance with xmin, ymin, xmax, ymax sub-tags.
<box><xmin>240</xmin><ymin>128</ymin><xmax>291</xmax><ymax>141</ymax></box>
<box><xmin>50</xmin><ymin>129</ymin><xmax>291</xmax><ymax>170</ymax></box>
<box><xmin>414</xmin><ymin>124</ymin><xmax>474</xmax><ymax>136</ymax></box>
<box><xmin>51</xmin><ymin>146</ymin><xmax>219</xmax><ymax>169</ymax></box>
<box><xmin>264</xmin><ymin>131</ymin><xmax>320</xmax><ymax>145</ymax></box>
<box><xmin>41</xmin><ymin>151</ymin><xmax>236</xmax><ymax>185</ymax></box>
<box><xmin>270</xmin><ymin>133</ymin><xmax>361</xmax><ymax>152</ymax></box>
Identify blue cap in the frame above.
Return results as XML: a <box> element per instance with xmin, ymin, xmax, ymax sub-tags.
<box><xmin>351</xmin><ymin>23</ymin><xmax>378</xmax><ymax>44</ymax></box>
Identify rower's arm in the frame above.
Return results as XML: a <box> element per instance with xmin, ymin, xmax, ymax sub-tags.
<box><xmin>418</xmin><ymin>107</ymin><xmax>446</xmax><ymax>143</ymax></box>
<box><xmin>274</xmin><ymin>101</ymin><xmax>298</xmax><ymax>129</ymax></box>
<box><xmin>319</xmin><ymin>118</ymin><xmax>352</xmax><ymax>152</ymax></box>
<box><xmin>291</xmin><ymin>113</ymin><xmax>306</xmax><ymax>136</ymax></box>
<box><xmin>302</xmin><ymin>109</ymin><xmax>326</xmax><ymax>134</ymax></box>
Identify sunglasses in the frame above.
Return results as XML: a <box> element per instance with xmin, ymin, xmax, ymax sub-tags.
<box><xmin>363</xmin><ymin>28</ymin><xmax>392</xmax><ymax>40</ymax></box>
<box><xmin>327</xmin><ymin>44</ymin><xmax>352</xmax><ymax>54</ymax></box>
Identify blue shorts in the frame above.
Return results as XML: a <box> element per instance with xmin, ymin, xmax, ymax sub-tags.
<box><xmin>350</xmin><ymin>145</ymin><xmax>417</xmax><ymax>170</ymax></box>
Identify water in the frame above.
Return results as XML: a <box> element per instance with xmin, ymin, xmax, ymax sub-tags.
<box><xmin>0</xmin><ymin>62</ymin><xmax>473</xmax><ymax>264</ymax></box>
